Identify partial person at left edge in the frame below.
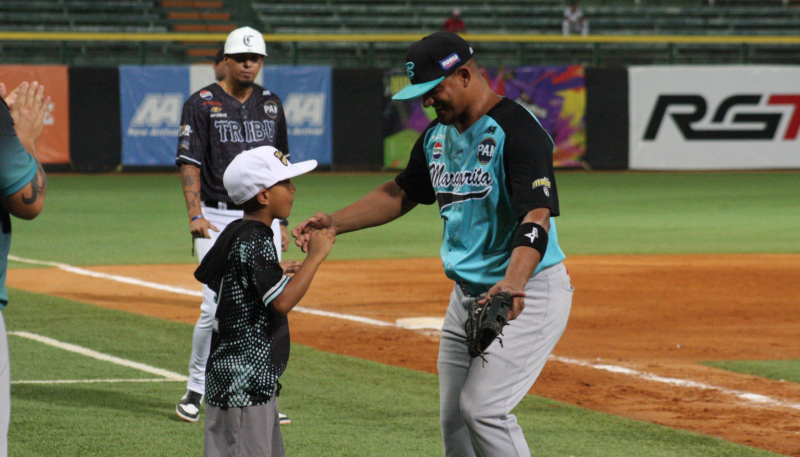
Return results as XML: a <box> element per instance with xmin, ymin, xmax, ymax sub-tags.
<box><xmin>0</xmin><ymin>80</ymin><xmax>50</xmax><ymax>457</ymax></box>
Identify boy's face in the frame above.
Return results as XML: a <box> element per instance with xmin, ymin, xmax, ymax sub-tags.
<box><xmin>267</xmin><ymin>179</ymin><xmax>296</xmax><ymax>220</ymax></box>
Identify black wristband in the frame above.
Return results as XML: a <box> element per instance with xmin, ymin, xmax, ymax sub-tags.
<box><xmin>280</xmin><ymin>219</ymin><xmax>288</xmax><ymax>226</ymax></box>
<box><xmin>512</xmin><ymin>222</ymin><xmax>548</xmax><ymax>259</ymax></box>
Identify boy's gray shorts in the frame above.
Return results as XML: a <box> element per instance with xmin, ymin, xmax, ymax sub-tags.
<box><xmin>204</xmin><ymin>397</ymin><xmax>284</xmax><ymax>457</ymax></box>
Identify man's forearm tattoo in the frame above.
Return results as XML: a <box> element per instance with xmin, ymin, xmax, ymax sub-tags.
<box><xmin>184</xmin><ymin>190</ymin><xmax>200</xmax><ymax>211</ymax></box>
<box><xmin>182</xmin><ymin>170</ymin><xmax>195</xmax><ymax>188</ymax></box>
<box><xmin>21</xmin><ymin>163</ymin><xmax>47</xmax><ymax>205</ymax></box>
<box><xmin>182</xmin><ymin>166</ymin><xmax>202</xmax><ymax>212</ymax></box>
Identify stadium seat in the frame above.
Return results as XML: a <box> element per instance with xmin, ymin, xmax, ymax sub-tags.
<box><xmin>2</xmin><ymin>0</ymin><xmax>800</xmax><ymax>65</ymax></box>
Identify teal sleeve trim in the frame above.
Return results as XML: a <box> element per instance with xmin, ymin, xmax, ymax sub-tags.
<box><xmin>262</xmin><ymin>275</ymin><xmax>290</xmax><ymax>305</ymax></box>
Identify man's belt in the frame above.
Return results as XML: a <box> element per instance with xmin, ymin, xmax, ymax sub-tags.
<box><xmin>457</xmin><ymin>281</ymin><xmax>491</xmax><ymax>297</ymax></box>
<box><xmin>203</xmin><ymin>199</ymin><xmax>243</xmax><ymax>211</ymax></box>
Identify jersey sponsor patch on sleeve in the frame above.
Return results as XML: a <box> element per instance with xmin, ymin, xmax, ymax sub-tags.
<box><xmin>179</xmin><ymin>124</ymin><xmax>192</xmax><ymax>137</ymax></box>
<box><xmin>200</xmin><ymin>90</ymin><xmax>213</xmax><ymax>100</ymax></box>
<box><xmin>532</xmin><ymin>177</ymin><xmax>551</xmax><ymax>197</ymax></box>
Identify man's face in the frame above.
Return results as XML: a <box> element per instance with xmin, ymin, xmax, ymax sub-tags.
<box><xmin>225</xmin><ymin>53</ymin><xmax>264</xmax><ymax>86</ymax></box>
<box><xmin>421</xmin><ymin>72</ymin><xmax>466</xmax><ymax>126</ymax></box>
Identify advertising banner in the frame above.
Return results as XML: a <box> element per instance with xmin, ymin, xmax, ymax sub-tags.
<box><xmin>121</xmin><ymin>65</ymin><xmax>331</xmax><ymax>166</ymax></box>
<box><xmin>630</xmin><ymin>66</ymin><xmax>800</xmax><ymax>170</ymax></box>
<box><xmin>384</xmin><ymin>65</ymin><xmax>586</xmax><ymax>170</ymax></box>
<box><xmin>0</xmin><ymin>65</ymin><xmax>70</xmax><ymax>164</ymax></box>
<box><xmin>120</xmin><ymin>66</ymin><xmax>189</xmax><ymax>166</ymax></box>
<box><xmin>261</xmin><ymin>66</ymin><xmax>332</xmax><ymax>165</ymax></box>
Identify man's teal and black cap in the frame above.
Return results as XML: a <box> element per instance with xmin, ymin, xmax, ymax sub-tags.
<box><xmin>392</xmin><ymin>31</ymin><xmax>474</xmax><ymax>101</ymax></box>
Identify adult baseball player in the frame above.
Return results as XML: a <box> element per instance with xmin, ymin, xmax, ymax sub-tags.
<box><xmin>175</xmin><ymin>26</ymin><xmax>296</xmax><ymax>423</ymax></box>
<box><xmin>294</xmin><ymin>32</ymin><xmax>573</xmax><ymax>457</ymax></box>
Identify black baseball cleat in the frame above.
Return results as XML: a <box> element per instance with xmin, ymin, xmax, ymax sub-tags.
<box><xmin>176</xmin><ymin>390</ymin><xmax>204</xmax><ymax>423</ymax></box>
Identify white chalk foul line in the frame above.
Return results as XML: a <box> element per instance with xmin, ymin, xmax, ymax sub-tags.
<box><xmin>8</xmin><ymin>331</ymin><xmax>188</xmax><ymax>382</ymax></box>
<box><xmin>291</xmin><ymin>306</ymin><xmax>395</xmax><ymax>327</ymax></box>
<box><xmin>8</xmin><ymin>255</ymin><xmax>393</xmax><ymax>328</ymax></box>
<box><xmin>12</xmin><ymin>378</ymin><xmax>184</xmax><ymax>385</ymax></box>
<box><xmin>8</xmin><ymin>255</ymin><xmax>204</xmax><ymax>297</ymax></box>
<box><xmin>550</xmin><ymin>356</ymin><xmax>800</xmax><ymax>412</ymax></box>
<box><xmin>10</xmin><ymin>255</ymin><xmax>799</xmax><ymax>411</ymax></box>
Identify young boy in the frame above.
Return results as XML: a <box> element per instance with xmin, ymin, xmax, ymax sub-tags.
<box><xmin>197</xmin><ymin>145</ymin><xmax>334</xmax><ymax>457</ymax></box>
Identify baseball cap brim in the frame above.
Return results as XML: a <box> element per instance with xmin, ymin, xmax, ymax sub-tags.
<box><xmin>283</xmin><ymin>160</ymin><xmax>317</xmax><ymax>181</ymax></box>
<box><xmin>392</xmin><ymin>76</ymin><xmax>444</xmax><ymax>100</ymax></box>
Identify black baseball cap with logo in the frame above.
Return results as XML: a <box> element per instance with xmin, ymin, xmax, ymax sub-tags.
<box><xmin>392</xmin><ymin>31</ymin><xmax>474</xmax><ymax>100</ymax></box>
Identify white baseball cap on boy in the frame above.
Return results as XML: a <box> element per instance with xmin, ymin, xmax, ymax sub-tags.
<box><xmin>224</xmin><ymin>26</ymin><xmax>268</xmax><ymax>56</ymax></box>
<box><xmin>223</xmin><ymin>146</ymin><xmax>317</xmax><ymax>205</ymax></box>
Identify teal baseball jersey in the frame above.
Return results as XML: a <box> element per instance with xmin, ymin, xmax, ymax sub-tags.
<box><xmin>0</xmin><ymin>99</ymin><xmax>38</xmax><ymax>309</ymax></box>
<box><xmin>396</xmin><ymin>97</ymin><xmax>565</xmax><ymax>286</ymax></box>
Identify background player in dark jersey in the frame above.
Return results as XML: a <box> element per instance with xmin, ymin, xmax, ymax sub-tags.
<box><xmin>175</xmin><ymin>26</ymin><xmax>298</xmax><ymax>423</ymax></box>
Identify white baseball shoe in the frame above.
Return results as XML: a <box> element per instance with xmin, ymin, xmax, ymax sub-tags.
<box><xmin>176</xmin><ymin>390</ymin><xmax>203</xmax><ymax>423</ymax></box>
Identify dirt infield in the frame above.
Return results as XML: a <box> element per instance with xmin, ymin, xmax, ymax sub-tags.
<box><xmin>7</xmin><ymin>254</ymin><xmax>800</xmax><ymax>456</ymax></box>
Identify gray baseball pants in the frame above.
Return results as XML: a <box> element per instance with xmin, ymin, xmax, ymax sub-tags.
<box><xmin>438</xmin><ymin>263</ymin><xmax>573</xmax><ymax>457</ymax></box>
<box><xmin>204</xmin><ymin>397</ymin><xmax>285</xmax><ymax>457</ymax></box>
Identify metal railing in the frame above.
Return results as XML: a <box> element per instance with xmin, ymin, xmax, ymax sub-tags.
<box><xmin>1</xmin><ymin>31</ymin><xmax>799</xmax><ymax>66</ymax></box>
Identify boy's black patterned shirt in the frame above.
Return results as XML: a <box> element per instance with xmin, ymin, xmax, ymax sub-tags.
<box><xmin>200</xmin><ymin>220</ymin><xmax>290</xmax><ymax>408</ymax></box>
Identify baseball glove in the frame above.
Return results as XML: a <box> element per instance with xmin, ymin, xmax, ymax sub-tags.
<box><xmin>464</xmin><ymin>292</ymin><xmax>513</xmax><ymax>362</ymax></box>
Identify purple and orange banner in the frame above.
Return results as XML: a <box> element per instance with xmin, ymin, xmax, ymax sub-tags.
<box><xmin>385</xmin><ymin>65</ymin><xmax>586</xmax><ymax>169</ymax></box>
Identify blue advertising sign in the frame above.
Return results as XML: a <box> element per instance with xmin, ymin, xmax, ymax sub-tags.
<box><xmin>261</xmin><ymin>66</ymin><xmax>332</xmax><ymax>165</ymax></box>
<box><xmin>120</xmin><ymin>66</ymin><xmax>190</xmax><ymax>166</ymax></box>
<box><xmin>120</xmin><ymin>65</ymin><xmax>332</xmax><ymax>166</ymax></box>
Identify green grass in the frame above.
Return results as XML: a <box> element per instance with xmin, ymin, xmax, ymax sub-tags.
<box><xmin>8</xmin><ymin>174</ymin><xmax>190</xmax><ymax>267</ymax></box>
<box><xmin>10</xmin><ymin>337</ymin><xmax>148</xmax><ymax>381</ymax></box>
<box><xmin>7</xmin><ymin>170</ymin><xmax>800</xmax><ymax>268</ymax></box>
<box><xmin>701</xmin><ymin>360</ymin><xmax>800</xmax><ymax>384</ymax></box>
<box><xmin>7</xmin><ymin>172</ymin><xmax>442</xmax><ymax>266</ymax></box>
<box><xmin>4</xmin><ymin>170</ymin><xmax>798</xmax><ymax>455</ymax></box>
<box><xmin>3</xmin><ymin>289</ymin><xmax>783</xmax><ymax>457</ymax></box>
<box><xmin>556</xmin><ymin>171</ymin><xmax>800</xmax><ymax>255</ymax></box>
